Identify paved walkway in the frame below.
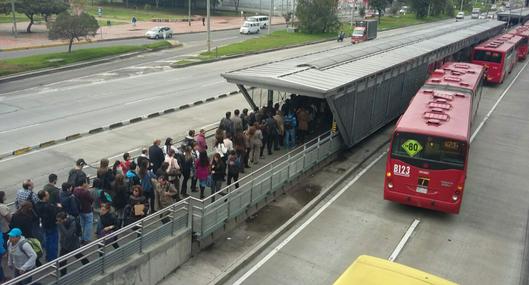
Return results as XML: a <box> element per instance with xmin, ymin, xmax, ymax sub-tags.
<box><xmin>0</xmin><ymin>16</ymin><xmax>286</xmax><ymax>51</ymax></box>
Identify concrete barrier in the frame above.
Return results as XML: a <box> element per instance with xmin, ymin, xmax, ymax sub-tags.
<box><xmin>89</xmin><ymin>229</ymin><xmax>192</xmax><ymax>285</ymax></box>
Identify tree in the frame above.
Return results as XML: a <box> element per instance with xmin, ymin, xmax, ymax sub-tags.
<box><xmin>296</xmin><ymin>0</ymin><xmax>340</xmax><ymax>33</ymax></box>
<box><xmin>409</xmin><ymin>0</ymin><xmax>429</xmax><ymax>18</ymax></box>
<box><xmin>48</xmin><ymin>12</ymin><xmax>99</xmax><ymax>52</ymax></box>
<box><xmin>0</xmin><ymin>0</ymin><xmax>68</xmax><ymax>32</ymax></box>
<box><xmin>370</xmin><ymin>0</ymin><xmax>388</xmax><ymax>22</ymax></box>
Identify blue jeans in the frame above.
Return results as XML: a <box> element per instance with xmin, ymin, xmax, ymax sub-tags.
<box><xmin>80</xmin><ymin>212</ymin><xmax>94</xmax><ymax>242</ymax></box>
<box><xmin>284</xmin><ymin>129</ymin><xmax>296</xmax><ymax>148</ymax></box>
<box><xmin>44</xmin><ymin>227</ymin><xmax>58</xmax><ymax>261</ymax></box>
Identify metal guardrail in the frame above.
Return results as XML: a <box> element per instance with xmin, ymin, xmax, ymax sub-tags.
<box><xmin>4</xmin><ymin>201</ymin><xmax>192</xmax><ymax>285</ymax></box>
<box><xmin>4</xmin><ymin>131</ymin><xmax>343</xmax><ymax>284</ymax></box>
<box><xmin>189</xmin><ymin>131</ymin><xmax>342</xmax><ymax>239</ymax></box>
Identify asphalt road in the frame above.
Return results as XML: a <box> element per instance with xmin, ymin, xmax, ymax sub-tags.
<box><xmin>0</xmin><ymin>26</ymin><xmax>284</xmax><ymax>59</ymax></box>
<box><xmin>0</xmin><ymin>20</ymin><xmax>458</xmax><ymax>155</ymax></box>
<box><xmin>223</xmin><ymin>58</ymin><xmax>529</xmax><ymax>285</ymax></box>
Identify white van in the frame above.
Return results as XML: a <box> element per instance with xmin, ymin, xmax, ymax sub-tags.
<box><xmin>240</xmin><ymin>21</ymin><xmax>260</xmax><ymax>34</ymax></box>
<box><xmin>247</xmin><ymin>15</ymin><xmax>269</xmax><ymax>29</ymax></box>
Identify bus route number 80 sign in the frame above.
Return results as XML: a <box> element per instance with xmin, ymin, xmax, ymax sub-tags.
<box><xmin>401</xmin><ymin>139</ymin><xmax>423</xmax><ymax>157</ymax></box>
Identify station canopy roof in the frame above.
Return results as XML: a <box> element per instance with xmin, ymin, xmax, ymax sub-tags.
<box><xmin>222</xmin><ymin>20</ymin><xmax>505</xmax><ymax>98</ymax></box>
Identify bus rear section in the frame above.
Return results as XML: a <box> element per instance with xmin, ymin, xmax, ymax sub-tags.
<box><xmin>472</xmin><ymin>37</ymin><xmax>516</xmax><ymax>84</ymax></box>
<box><xmin>384</xmin><ymin>132</ymin><xmax>468</xmax><ymax>214</ymax></box>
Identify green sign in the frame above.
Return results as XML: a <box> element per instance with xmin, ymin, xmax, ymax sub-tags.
<box><xmin>401</xmin><ymin>139</ymin><xmax>423</xmax><ymax>157</ymax></box>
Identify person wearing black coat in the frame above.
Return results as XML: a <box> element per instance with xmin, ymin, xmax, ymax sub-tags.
<box><xmin>34</xmin><ymin>190</ymin><xmax>60</xmax><ymax>261</ymax></box>
<box><xmin>149</xmin><ymin>139</ymin><xmax>164</xmax><ymax>173</ymax></box>
<box><xmin>9</xmin><ymin>202</ymin><xmax>39</xmax><ymax>240</ymax></box>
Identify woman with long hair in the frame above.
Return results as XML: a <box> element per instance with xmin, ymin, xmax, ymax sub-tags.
<box><xmin>97</xmin><ymin>158</ymin><xmax>115</xmax><ymax>191</ymax></box>
<box><xmin>180</xmin><ymin>146</ymin><xmax>195</xmax><ymax>197</ymax></box>
<box><xmin>195</xmin><ymin>150</ymin><xmax>210</xmax><ymax>199</ymax></box>
<box><xmin>211</xmin><ymin>153</ymin><xmax>226</xmax><ymax>202</ymax></box>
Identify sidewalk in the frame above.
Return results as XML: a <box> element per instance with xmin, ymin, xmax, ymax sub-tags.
<box><xmin>0</xmin><ymin>16</ymin><xmax>286</xmax><ymax>51</ymax></box>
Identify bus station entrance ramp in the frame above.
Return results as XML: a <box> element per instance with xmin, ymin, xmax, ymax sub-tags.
<box><xmin>222</xmin><ymin>20</ymin><xmax>505</xmax><ymax>148</ymax></box>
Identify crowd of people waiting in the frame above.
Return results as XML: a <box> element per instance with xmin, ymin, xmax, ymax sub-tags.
<box><xmin>0</xmin><ymin>96</ymin><xmax>330</xmax><ymax>283</ymax></box>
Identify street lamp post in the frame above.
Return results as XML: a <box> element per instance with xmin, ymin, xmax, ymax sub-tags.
<box><xmin>188</xmin><ymin>0</ymin><xmax>191</xmax><ymax>26</ymax></box>
<box><xmin>207</xmin><ymin>0</ymin><xmax>211</xmax><ymax>52</ymax></box>
<box><xmin>268</xmin><ymin>0</ymin><xmax>273</xmax><ymax>34</ymax></box>
<box><xmin>10</xmin><ymin>0</ymin><xmax>17</xmax><ymax>38</ymax></box>
<box><xmin>460</xmin><ymin>0</ymin><xmax>464</xmax><ymax>11</ymax></box>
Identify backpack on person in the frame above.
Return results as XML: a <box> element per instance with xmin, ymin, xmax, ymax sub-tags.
<box><xmin>20</xmin><ymin>238</ymin><xmax>43</xmax><ymax>259</ymax></box>
<box><xmin>141</xmin><ymin>171</ymin><xmax>155</xmax><ymax>193</ymax></box>
<box><xmin>68</xmin><ymin>169</ymin><xmax>87</xmax><ymax>187</ymax></box>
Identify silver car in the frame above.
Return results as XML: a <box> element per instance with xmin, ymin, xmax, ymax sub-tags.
<box><xmin>145</xmin><ymin>26</ymin><xmax>173</xmax><ymax>39</ymax></box>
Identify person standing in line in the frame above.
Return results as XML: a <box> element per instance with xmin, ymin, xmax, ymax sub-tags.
<box><xmin>195</xmin><ymin>129</ymin><xmax>208</xmax><ymax>152</ymax></box>
<box><xmin>226</xmin><ymin>150</ymin><xmax>241</xmax><ymax>189</ymax></box>
<box><xmin>111</xmin><ymin>174</ymin><xmax>128</xmax><ymax>228</ymax></box>
<box><xmin>67</xmin><ymin>159</ymin><xmax>88</xmax><ymax>188</ymax></box>
<box><xmin>232</xmin><ymin>109</ymin><xmax>243</xmax><ymax>134</ymax></box>
<box><xmin>120</xmin><ymin>153</ymin><xmax>132</xmax><ymax>176</ymax></box>
<box><xmin>56</xmin><ymin>212</ymin><xmax>89</xmax><ymax>276</ymax></box>
<box><xmin>34</xmin><ymin>190</ymin><xmax>60</xmax><ymax>262</ymax></box>
<box><xmin>137</xmin><ymin>148</ymin><xmax>150</xmax><ymax>170</ymax></box>
<box><xmin>97</xmin><ymin>203</ymin><xmax>120</xmax><ymax>250</ymax></box>
<box><xmin>184</xmin><ymin>130</ymin><xmax>196</xmax><ymax>147</ymax></box>
<box><xmin>7</xmin><ymin>228</ymin><xmax>37</xmax><ymax>284</ymax></box>
<box><xmin>283</xmin><ymin>109</ymin><xmax>298</xmax><ymax>148</ymax></box>
<box><xmin>190</xmin><ymin>143</ymin><xmax>200</xmax><ymax>193</ymax></box>
<box><xmin>210</xmin><ymin>153</ymin><xmax>226</xmax><ymax>202</ymax></box>
<box><xmin>153</xmin><ymin>174</ymin><xmax>177</xmax><ymax>223</ymax></box>
<box><xmin>0</xmin><ymin>191</ymin><xmax>12</xmax><ymax>245</ymax></box>
<box><xmin>273</xmin><ymin>110</ymin><xmax>285</xmax><ymax>148</ymax></box>
<box><xmin>73</xmin><ymin>180</ymin><xmax>94</xmax><ymax>244</ymax></box>
<box><xmin>126</xmin><ymin>185</ymin><xmax>149</xmax><ymax>225</ymax></box>
<box><xmin>43</xmin><ymin>174</ymin><xmax>61</xmax><ymax>206</ymax></box>
<box><xmin>138</xmin><ymin>161</ymin><xmax>156</xmax><ymax>214</ymax></box>
<box><xmin>195</xmin><ymin>151</ymin><xmax>210</xmax><ymax>199</ymax></box>
<box><xmin>0</xmin><ymin>230</ymin><xmax>5</xmax><ymax>282</ymax></box>
<box><xmin>97</xmin><ymin>158</ymin><xmax>115</xmax><ymax>192</ymax></box>
<box><xmin>219</xmin><ymin>111</ymin><xmax>234</xmax><ymax>138</ymax></box>
<box><xmin>248</xmin><ymin>124</ymin><xmax>263</xmax><ymax>164</ymax></box>
<box><xmin>296</xmin><ymin>106</ymin><xmax>310</xmax><ymax>144</ymax></box>
<box><xmin>10</xmin><ymin>202</ymin><xmax>39</xmax><ymax>242</ymax></box>
<box><xmin>180</xmin><ymin>146</ymin><xmax>195</xmax><ymax>197</ymax></box>
<box><xmin>15</xmin><ymin>180</ymin><xmax>38</xmax><ymax>210</ymax></box>
<box><xmin>149</xmin><ymin>139</ymin><xmax>165</xmax><ymax>173</ymax></box>
<box><xmin>241</xmin><ymin>108</ymin><xmax>249</xmax><ymax>131</ymax></box>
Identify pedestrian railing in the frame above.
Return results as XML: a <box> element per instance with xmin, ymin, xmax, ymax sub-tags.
<box><xmin>190</xmin><ymin>131</ymin><xmax>343</xmax><ymax>239</ymax></box>
<box><xmin>4</xmin><ymin>201</ymin><xmax>192</xmax><ymax>285</ymax></box>
<box><xmin>4</xmin><ymin>131</ymin><xmax>343</xmax><ymax>285</ymax></box>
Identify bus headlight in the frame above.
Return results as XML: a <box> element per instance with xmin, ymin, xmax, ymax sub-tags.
<box><xmin>387</xmin><ymin>182</ymin><xmax>393</xmax><ymax>189</ymax></box>
<box><xmin>452</xmin><ymin>194</ymin><xmax>459</xmax><ymax>201</ymax></box>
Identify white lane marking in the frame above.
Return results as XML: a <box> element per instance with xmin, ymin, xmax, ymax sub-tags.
<box><xmin>0</xmin><ymin>123</ymin><xmax>42</xmax><ymax>134</ymax></box>
<box><xmin>470</xmin><ymin>60</ymin><xmax>529</xmax><ymax>143</ymax></box>
<box><xmin>232</xmin><ymin>58</ymin><xmax>529</xmax><ymax>285</ymax></box>
<box><xmin>124</xmin><ymin>96</ymin><xmax>159</xmax><ymax>105</ymax></box>
<box><xmin>232</xmin><ymin>152</ymin><xmax>387</xmax><ymax>285</ymax></box>
<box><xmin>388</xmin><ymin>219</ymin><xmax>420</xmax><ymax>262</ymax></box>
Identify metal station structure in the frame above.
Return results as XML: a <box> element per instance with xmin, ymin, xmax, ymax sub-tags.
<box><xmin>497</xmin><ymin>7</ymin><xmax>529</xmax><ymax>25</ymax></box>
<box><xmin>222</xmin><ymin>20</ymin><xmax>505</xmax><ymax>147</ymax></box>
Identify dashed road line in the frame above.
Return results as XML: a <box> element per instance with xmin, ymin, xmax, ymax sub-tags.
<box><xmin>388</xmin><ymin>219</ymin><xmax>421</xmax><ymax>262</ymax></box>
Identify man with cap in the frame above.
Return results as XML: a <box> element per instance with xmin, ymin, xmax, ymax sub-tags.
<box><xmin>7</xmin><ymin>228</ymin><xmax>37</xmax><ymax>283</ymax></box>
<box><xmin>68</xmin><ymin>159</ymin><xmax>88</xmax><ymax>187</ymax></box>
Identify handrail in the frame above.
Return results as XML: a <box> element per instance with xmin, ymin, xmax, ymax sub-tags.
<box><xmin>3</xmin><ymin>130</ymin><xmax>342</xmax><ymax>285</ymax></box>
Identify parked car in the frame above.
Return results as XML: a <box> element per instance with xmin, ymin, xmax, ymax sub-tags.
<box><xmin>456</xmin><ymin>11</ymin><xmax>465</xmax><ymax>20</ymax></box>
<box><xmin>145</xmin><ymin>26</ymin><xmax>173</xmax><ymax>39</ymax></box>
<box><xmin>240</xmin><ymin>21</ymin><xmax>260</xmax><ymax>34</ymax></box>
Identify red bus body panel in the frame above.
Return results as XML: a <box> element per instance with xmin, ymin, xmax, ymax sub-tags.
<box><xmin>472</xmin><ymin>34</ymin><xmax>517</xmax><ymax>84</ymax></box>
<box><xmin>509</xmin><ymin>27</ymin><xmax>529</xmax><ymax>60</ymax></box>
<box><xmin>384</xmin><ymin>62</ymin><xmax>485</xmax><ymax>214</ymax></box>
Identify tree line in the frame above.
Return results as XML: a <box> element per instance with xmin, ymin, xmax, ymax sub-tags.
<box><xmin>1</xmin><ymin>0</ymin><xmax>100</xmax><ymax>52</ymax></box>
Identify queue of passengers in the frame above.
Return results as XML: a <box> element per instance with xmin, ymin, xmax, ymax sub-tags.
<box><xmin>0</xmin><ymin>98</ymin><xmax>325</xmax><ymax>282</ymax></box>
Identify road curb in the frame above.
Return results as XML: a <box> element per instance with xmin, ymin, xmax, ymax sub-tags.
<box><xmin>0</xmin><ymin>88</ymin><xmax>256</xmax><ymax>161</ymax></box>
<box><xmin>211</xmin><ymin>138</ymin><xmax>390</xmax><ymax>285</ymax></box>
<box><xmin>0</xmin><ymin>43</ymin><xmax>180</xmax><ymax>84</ymax></box>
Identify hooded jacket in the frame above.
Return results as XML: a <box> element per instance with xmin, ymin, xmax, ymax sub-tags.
<box><xmin>7</xmin><ymin>236</ymin><xmax>37</xmax><ymax>271</ymax></box>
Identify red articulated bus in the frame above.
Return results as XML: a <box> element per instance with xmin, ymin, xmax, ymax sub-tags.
<box><xmin>508</xmin><ymin>26</ymin><xmax>529</xmax><ymax>60</ymax></box>
<box><xmin>471</xmin><ymin>35</ymin><xmax>517</xmax><ymax>84</ymax></box>
<box><xmin>384</xmin><ymin>62</ymin><xmax>485</xmax><ymax>214</ymax></box>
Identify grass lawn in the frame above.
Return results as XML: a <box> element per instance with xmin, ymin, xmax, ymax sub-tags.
<box><xmin>0</xmin><ymin>40</ymin><xmax>172</xmax><ymax>77</ymax></box>
<box><xmin>200</xmin><ymin>30</ymin><xmax>334</xmax><ymax>58</ymax></box>
<box><xmin>177</xmin><ymin>13</ymin><xmax>448</xmax><ymax>63</ymax></box>
<box><xmin>84</xmin><ymin>4</ymin><xmax>238</xmax><ymax>22</ymax></box>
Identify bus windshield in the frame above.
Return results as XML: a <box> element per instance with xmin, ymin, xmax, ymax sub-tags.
<box><xmin>473</xmin><ymin>50</ymin><xmax>502</xmax><ymax>63</ymax></box>
<box><xmin>391</xmin><ymin>132</ymin><xmax>466</xmax><ymax>170</ymax></box>
<box><xmin>352</xmin><ymin>29</ymin><xmax>364</xmax><ymax>37</ymax></box>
